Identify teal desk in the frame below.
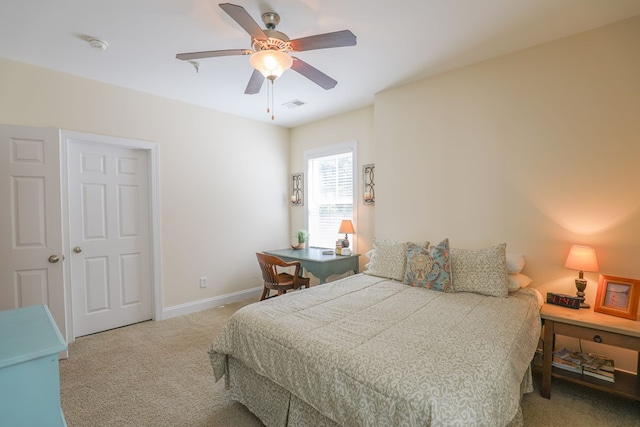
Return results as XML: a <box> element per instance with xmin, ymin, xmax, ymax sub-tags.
<box><xmin>264</xmin><ymin>247</ymin><xmax>360</xmax><ymax>284</ymax></box>
<box><xmin>0</xmin><ymin>305</ymin><xmax>68</xmax><ymax>426</ymax></box>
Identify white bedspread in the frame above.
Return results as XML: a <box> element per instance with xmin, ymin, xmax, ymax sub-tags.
<box><xmin>210</xmin><ymin>274</ymin><xmax>541</xmax><ymax>426</ymax></box>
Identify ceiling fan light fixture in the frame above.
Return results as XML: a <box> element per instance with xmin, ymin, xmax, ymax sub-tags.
<box><xmin>249</xmin><ymin>50</ymin><xmax>293</xmax><ymax>80</ymax></box>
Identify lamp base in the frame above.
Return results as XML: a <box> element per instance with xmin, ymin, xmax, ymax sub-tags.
<box><xmin>575</xmin><ymin>278</ymin><xmax>589</xmax><ymax>309</ymax></box>
<box><xmin>342</xmin><ymin>238</ymin><xmax>350</xmax><ymax>248</ymax></box>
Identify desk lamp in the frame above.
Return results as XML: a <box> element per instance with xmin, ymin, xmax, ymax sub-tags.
<box><xmin>338</xmin><ymin>220</ymin><xmax>356</xmax><ymax>248</ymax></box>
<box><xmin>564</xmin><ymin>245</ymin><xmax>599</xmax><ymax>308</ymax></box>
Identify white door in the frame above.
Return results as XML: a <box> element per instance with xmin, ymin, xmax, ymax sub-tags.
<box><xmin>68</xmin><ymin>140</ymin><xmax>152</xmax><ymax>336</ymax></box>
<box><xmin>0</xmin><ymin>125</ymin><xmax>67</xmax><ymax>339</ymax></box>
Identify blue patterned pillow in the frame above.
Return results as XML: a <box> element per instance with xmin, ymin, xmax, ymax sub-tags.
<box><xmin>404</xmin><ymin>239</ymin><xmax>452</xmax><ymax>292</ymax></box>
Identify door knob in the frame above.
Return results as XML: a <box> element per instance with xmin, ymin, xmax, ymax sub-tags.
<box><xmin>73</xmin><ymin>246</ymin><xmax>83</xmax><ymax>253</ymax></box>
<box><xmin>48</xmin><ymin>255</ymin><xmax>60</xmax><ymax>263</ymax></box>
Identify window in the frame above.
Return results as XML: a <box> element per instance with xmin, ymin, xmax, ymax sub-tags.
<box><xmin>305</xmin><ymin>142</ymin><xmax>356</xmax><ymax>249</ymax></box>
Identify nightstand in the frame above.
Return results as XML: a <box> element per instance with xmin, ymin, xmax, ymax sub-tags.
<box><xmin>540</xmin><ymin>303</ymin><xmax>640</xmax><ymax>401</ymax></box>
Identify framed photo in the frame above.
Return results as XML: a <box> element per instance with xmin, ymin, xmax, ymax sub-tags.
<box><xmin>594</xmin><ymin>275</ymin><xmax>640</xmax><ymax>320</ymax></box>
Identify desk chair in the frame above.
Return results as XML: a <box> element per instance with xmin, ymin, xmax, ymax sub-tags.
<box><xmin>256</xmin><ymin>252</ymin><xmax>310</xmax><ymax>301</ymax></box>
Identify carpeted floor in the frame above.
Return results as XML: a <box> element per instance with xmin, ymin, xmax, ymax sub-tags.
<box><xmin>60</xmin><ymin>299</ymin><xmax>640</xmax><ymax>426</ymax></box>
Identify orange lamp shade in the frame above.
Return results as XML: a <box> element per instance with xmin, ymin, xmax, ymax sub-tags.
<box><xmin>564</xmin><ymin>245</ymin><xmax>598</xmax><ymax>272</ymax></box>
<box><xmin>338</xmin><ymin>220</ymin><xmax>355</xmax><ymax>235</ymax></box>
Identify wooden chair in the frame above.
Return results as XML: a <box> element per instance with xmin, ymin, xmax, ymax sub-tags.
<box><xmin>256</xmin><ymin>253</ymin><xmax>310</xmax><ymax>301</ymax></box>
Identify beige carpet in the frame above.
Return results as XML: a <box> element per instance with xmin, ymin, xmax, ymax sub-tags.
<box><xmin>60</xmin><ymin>299</ymin><xmax>640</xmax><ymax>426</ymax></box>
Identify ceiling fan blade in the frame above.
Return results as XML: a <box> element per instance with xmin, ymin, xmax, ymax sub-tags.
<box><xmin>289</xmin><ymin>30</ymin><xmax>356</xmax><ymax>52</ymax></box>
<box><xmin>219</xmin><ymin>3</ymin><xmax>266</xmax><ymax>40</ymax></box>
<box><xmin>176</xmin><ymin>49</ymin><xmax>251</xmax><ymax>61</ymax></box>
<box><xmin>290</xmin><ymin>57</ymin><xmax>337</xmax><ymax>90</ymax></box>
<box><xmin>244</xmin><ymin>69</ymin><xmax>265</xmax><ymax>95</ymax></box>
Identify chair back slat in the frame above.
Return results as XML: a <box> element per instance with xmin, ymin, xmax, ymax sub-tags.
<box><xmin>255</xmin><ymin>252</ymin><xmax>310</xmax><ymax>301</ymax></box>
<box><xmin>256</xmin><ymin>253</ymin><xmax>280</xmax><ymax>284</ymax></box>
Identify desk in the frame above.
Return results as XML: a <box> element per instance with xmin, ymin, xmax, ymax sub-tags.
<box><xmin>264</xmin><ymin>247</ymin><xmax>360</xmax><ymax>284</ymax></box>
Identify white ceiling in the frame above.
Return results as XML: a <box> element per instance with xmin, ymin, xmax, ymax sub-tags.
<box><xmin>1</xmin><ymin>1</ymin><xmax>639</xmax><ymax>128</ymax></box>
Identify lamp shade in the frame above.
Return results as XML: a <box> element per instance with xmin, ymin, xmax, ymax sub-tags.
<box><xmin>564</xmin><ymin>245</ymin><xmax>598</xmax><ymax>272</ymax></box>
<box><xmin>338</xmin><ymin>220</ymin><xmax>355</xmax><ymax>235</ymax></box>
<box><xmin>249</xmin><ymin>50</ymin><xmax>293</xmax><ymax>80</ymax></box>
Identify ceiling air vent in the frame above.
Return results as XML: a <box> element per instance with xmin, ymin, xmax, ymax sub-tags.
<box><xmin>282</xmin><ymin>99</ymin><xmax>307</xmax><ymax>109</ymax></box>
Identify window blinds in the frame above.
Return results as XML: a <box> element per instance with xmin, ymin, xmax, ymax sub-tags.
<box><xmin>307</xmin><ymin>151</ymin><xmax>353</xmax><ymax>248</ymax></box>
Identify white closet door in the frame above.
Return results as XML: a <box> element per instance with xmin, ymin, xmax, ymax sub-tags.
<box><xmin>0</xmin><ymin>124</ymin><xmax>66</xmax><ymax>339</ymax></box>
<box><xmin>68</xmin><ymin>140</ymin><xmax>152</xmax><ymax>337</ymax></box>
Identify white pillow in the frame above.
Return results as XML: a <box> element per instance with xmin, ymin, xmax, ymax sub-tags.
<box><xmin>506</xmin><ymin>252</ymin><xmax>525</xmax><ymax>274</ymax></box>
<box><xmin>508</xmin><ymin>273</ymin><xmax>533</xmax><ymax>293</ymax></box>
<box><xmin>364</xmin><ymin>249</ymin><xmax>374</xmax><ymax>270</ymax></box>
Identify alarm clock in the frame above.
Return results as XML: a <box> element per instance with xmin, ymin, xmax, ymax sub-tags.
<box><xmin>546</xmin><ymin>292</ymin><xmax>580</xmax><ymax>309</ymax></box>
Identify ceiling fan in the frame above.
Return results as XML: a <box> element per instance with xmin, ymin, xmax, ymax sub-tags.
<box><xmin>176</xmin><ymin>3</ymin><xmax>357</xmax><ymax>95</ymax></box>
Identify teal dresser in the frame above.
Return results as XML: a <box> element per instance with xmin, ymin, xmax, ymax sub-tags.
<box><xmin>0</xmin><ymin>305</ymin><xmax>68</xmax><ymax>426</ymax></box>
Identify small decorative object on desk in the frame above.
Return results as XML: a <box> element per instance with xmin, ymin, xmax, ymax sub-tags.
<box><xmin>546</xmin><ymin>292</ymin><xmax>581</xmax><ymax>309</ymax></box>
<box><xmin>291</xmin><ymin>229</ymin><xmax>310</xmax><ymax>250</ymax></box>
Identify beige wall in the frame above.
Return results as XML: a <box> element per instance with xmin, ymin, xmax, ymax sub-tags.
<box><xmin>289</xmin><ymin>106</ymin><xmax>375</xmax><ymax>275</ymax></box>
<box><xmin>373</xmin><ymin>17</ymin><xmax>640</xmax><ymax>371</ymax></box>
<box><xmin>0</xmin><ymin>57</ymin><xmax>290</xmax><ymax>308</ymax></box>
<box><xmin>375</xmin><ymin>15</ymin><xmax>640</xmax><ymax>297</ymax></box>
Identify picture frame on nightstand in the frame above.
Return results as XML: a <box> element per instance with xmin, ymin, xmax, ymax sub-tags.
<box><xmin>594</xmin><ymin>274</ymin><xmax>640</xmax><ymax>320</ymax></box>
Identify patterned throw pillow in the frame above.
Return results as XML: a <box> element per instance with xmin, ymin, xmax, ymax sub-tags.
<box><xmin>450</xmin><ymin>243</ymin><xmax>509</xmax><ymax>297</ymax></box>
<box><xmin>404</xmin><ymin>239</ymin><xmax>453</xmax><ymax>292</ymax></box>
<box><xmin>365</xmin><ymin>238</ymin><xmax>429</xmax><ymax>282</ymax></box>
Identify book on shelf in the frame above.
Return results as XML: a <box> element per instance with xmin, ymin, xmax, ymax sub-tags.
<box><xmin>552</xmin><ymin>348</ymin><xmax>615</xmax><ymax>383</ymax></box>
<box><xmin>553</xmin><ymin>347</ymin><xmax>608</xmax><ymax>370</ymax></box>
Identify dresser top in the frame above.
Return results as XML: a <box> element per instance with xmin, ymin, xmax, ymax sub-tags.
<box><xmin>0</xmin><ymin>305</ymin><xmax>67</xmax><ymax>368</ymax></box>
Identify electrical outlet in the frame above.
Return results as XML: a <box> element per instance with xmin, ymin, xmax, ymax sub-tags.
<box><xmin>200</xmin><ymin>277</ymin><xmax>207</xmax><ymax>288</ymax></box>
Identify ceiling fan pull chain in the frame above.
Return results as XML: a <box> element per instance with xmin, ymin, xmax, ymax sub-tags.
<box><xmin>271</xmin><ymin>79</ymin><xmax>275</xmax><ymax>120</ymax></box>
<box><xmin>266</xmin><ymin>78</ymin><xmax>271</xmax><ymax>114</ymax></box>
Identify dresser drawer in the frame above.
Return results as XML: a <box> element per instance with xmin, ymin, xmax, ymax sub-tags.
<box><xmin>553</xmin><ymin>322</ymin><xmax>640</xmax><ymax>351</ymax></box>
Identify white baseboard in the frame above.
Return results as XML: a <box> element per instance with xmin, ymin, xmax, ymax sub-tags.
<box><xmin>162</xmin><ymin>286</ymin><xmax>262</xmax><ymax>319</ymax></box>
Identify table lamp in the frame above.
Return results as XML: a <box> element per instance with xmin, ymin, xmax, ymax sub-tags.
<box><xmin>338</xmin><ymin>220</ymin><xmax>355</xmax><ymax>248</ymax></box>
<box><xmin>564</xmin><ymin>245</ymin><xmax>599</xmax><ymax>308</ymax></box>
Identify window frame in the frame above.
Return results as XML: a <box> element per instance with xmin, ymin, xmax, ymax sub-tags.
<box><xmin>303</xmin><ymin>141</ymin><xmax>357</xmax><ymax>250</ymax></box>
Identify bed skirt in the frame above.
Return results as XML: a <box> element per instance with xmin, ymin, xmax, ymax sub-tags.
<box><xmin>226</xmin><ymin>356</ymin><xmax>532</xmax><ymax>427</ymax></box>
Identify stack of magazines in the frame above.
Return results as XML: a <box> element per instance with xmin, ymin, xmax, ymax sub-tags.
<box><xmin>552</xmin><ymin>347</ymin><xmax>615</xmax><ymax>382</ymax></box>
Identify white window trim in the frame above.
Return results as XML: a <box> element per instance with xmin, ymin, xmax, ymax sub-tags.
<box><xmin>303</xmin><ymin>141</ymin><xmax>358</xmax><ymax>251</ymax></box>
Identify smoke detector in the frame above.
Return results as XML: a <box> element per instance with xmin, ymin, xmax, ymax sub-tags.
<box><xmin>88</xmin><ymin>38</ymin><xmax>108</xmax><ymax>50</ymax></box>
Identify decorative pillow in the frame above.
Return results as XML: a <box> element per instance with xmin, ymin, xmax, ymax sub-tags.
<box><xmin>404</xmin><ymin>239</ymin><xmax>452</xmax><ymax>292</ymax></box>
<box><xmin>508</xmin><ymin>273</ymin><xmax>533</xmax><ymax>293</ymax></box>
<box><xmin>450</xmin><ymin>243</ymin><xmax>509</xmax><ymax>297</ymax></box>
<box><xmin>506</xmin><ymin>252</ymin><xmax>526</xmax><ymax>274</ymax></box>
<box><xmin>365</xmin><ymin>238</ymin><xmax>429</xmax><ymax>281</ymax></box>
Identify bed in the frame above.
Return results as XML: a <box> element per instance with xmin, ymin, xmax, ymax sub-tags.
<box><xmin>209</xmin><ymin>241</ymin><xmax>543</xmax><ymax>426</ymax></box>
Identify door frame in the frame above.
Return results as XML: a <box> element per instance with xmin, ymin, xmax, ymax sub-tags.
<box><xmin>60</xmin><ymin>130</ymin><xmax>163</xmax><ymax>341</ymax></box>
